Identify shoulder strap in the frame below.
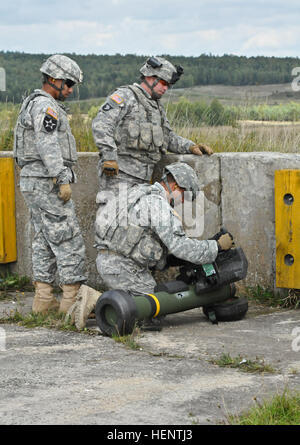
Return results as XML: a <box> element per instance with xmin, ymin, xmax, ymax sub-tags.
<box><xmin>19</xmin><ymin>90</ymin><xmax>56</xmax><ymax>116</ymax></box>
<box><xmin>127</xmin><ymin>85</ymin><xmax>159</xmax><ymax>110</ymax></box>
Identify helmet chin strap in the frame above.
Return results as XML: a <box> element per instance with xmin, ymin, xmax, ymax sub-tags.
<box><xmin>143</xmin><ymin>77</ymin><xmax>162</xmax><ymax>100</ymax></box>
<box><xmin>46</xmin><ymin>78</ymin><xmax>66</xmax><ymax>101</ymax></box>
<box><xmin>161</xmin><ymin>174</ymin><xmax>175</xmax><ymax>208</ymax></box>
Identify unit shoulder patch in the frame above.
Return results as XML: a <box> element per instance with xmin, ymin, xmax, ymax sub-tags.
<box><xmin>43</xmin><ymin>114</ymin><xmax>58</xmax><ymax>132</ymax></box>
<box><xmin>102</xmin><ymin>102</ymin><xmax>113</xmax><ymax>112</ymax></box>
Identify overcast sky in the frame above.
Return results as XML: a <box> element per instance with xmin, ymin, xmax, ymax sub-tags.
<box><xmin>0</xmin><ymin>0</ymin><xmax>299</xmax><ymax>57</ymax></box>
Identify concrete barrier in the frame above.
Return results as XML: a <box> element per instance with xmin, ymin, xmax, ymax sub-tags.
<box><xmin>1</xmin><ymin>150</ymin><xmax>300</xmax><ymax>291</ymax></box>
<box><xmin>220</xmin><ymin>152</ymin><xmax>300</xmax><ymax>289</ymax></box>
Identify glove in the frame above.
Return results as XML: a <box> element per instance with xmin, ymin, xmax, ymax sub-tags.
<box><xmin>58</xmin><ymin>183</ymin><xmax>72</xmax><ymax>203</ymax></box>
<box><xmin>189</xmin><ymin>145</ymin><xmax>202</xmax><ymax>156</ymax></box>
<box><xmin>190</xmin><ymin>144</ymin><xmax>214</xmax><ymax>156</ymax></box>
<box><xmin>103</xmin><ymin>160</ymin><xmax>119</xmax><ymax>176</ymax></box>
<box><xmin>217</xmin><ymin>233</ymin><xmax>235</xmax><ymax>251</ymax></box>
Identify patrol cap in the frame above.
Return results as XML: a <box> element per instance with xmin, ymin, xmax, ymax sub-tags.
<box><xmin>163</xmin><ymin>162</ymin><xmax>200</xmax><ymax>200</ymax></box>
<box><xmin>40</xmin><ymin>54</ymin><xmax>83</xmax><ymax>84</ymax></box>
<box><xmin>140</xmin><ymin>56</ymin><xmax>184</xmax><ymax>85</ymax></box>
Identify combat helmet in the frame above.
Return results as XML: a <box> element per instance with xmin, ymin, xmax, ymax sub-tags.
<box><xmin>140</xmin><ymin>56</ymin><xmax>183</xmax><ymax>85</ymax></box>
<box><xmin>40</xmin><ymin>54</ymin><xmax>83</xmax><ymax>84</ymax></box>
<box><xmin>162</xmin><ymin>162</ymin><xmax>200</xmax><ymax>201</ymax></box>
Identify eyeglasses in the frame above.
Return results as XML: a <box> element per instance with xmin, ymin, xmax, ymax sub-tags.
<box><xmin>65</xmin><ymin>79</ymin><xmax>75</xmax><ymax>88</ymax></box>
<box><xmin>158</xmin><ymin>78</ymin><xmax>170</xmax><ymax>87</ymax></box>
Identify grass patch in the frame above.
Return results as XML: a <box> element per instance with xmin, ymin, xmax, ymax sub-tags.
<box><xmin>244</xmin><ymin>285</ymin><xmax>283</xmax><ymax>307</ymax></box>
<box><xmin>112</xmin><ymin>327</ymin><xmax>142</xmax><ymax>350</ymax></box>
<box><xmin>210</xmin><ymin>353</ymin><xmax>276</xmax><ymax>374</ymax></box>
<box><xmin>69</xmin><ymin>106</ymin><xmax>98</xmax><ymax>152</ymax></box>
<box><xmin>0</xmin><ymin>272</ymin><xmax>34</xmax><ymax>299</ymax></box>
<box><xmin>228</xmin><ymin>389</ymin><xmax>300</xmax><ymax>425</ymax></box>
<box><xmin>0</xmin><ymin>272</ymin><xmax>33</xmax><ymax>292</ymax></box>
<box><xmin>0</xmin><ymin>106</ymin><xmax>18</xmax><ymax>150</ymax></box>
<box><xmin>0</xmin><ymin>308</ymin><xmax>76</xmax><ymax>331</ymax></box>
<box><xmin>172</xmin><ymin>121</ymin><xmax>300</xmax><ymax>154</ymax></box>
<box><xmin>3</xmin><ymin>98</ymin><xmax>300</xmax><ymax>154</ymax></box>
<box><xmin>0</xmin><ymin>308</ymin><xmax>98</xmax><ymax>335</ymax></box>
<box><xmin>242</xmin><ymin>285</ymin><xmax>300</xmax><ymax>309</ymax></box>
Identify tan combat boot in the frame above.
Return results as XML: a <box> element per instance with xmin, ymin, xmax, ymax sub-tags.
<box><xmin>32</xmin><ymin>281</ymin><xmax>59</xmax><ymax>314</ymax></box>
<box><xmin>65</xmin><ymin>285</ymin><xmax>102</xmax><ymax>329</ymax></box>
<box><xmin>59</xmin><ymin>283</ymin><xmax>81</xmax><ymax>314</ymax></box>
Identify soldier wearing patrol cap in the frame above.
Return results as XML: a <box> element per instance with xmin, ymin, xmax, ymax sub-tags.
<box><xmin>92</xmin><ymin>56</ymin><xmax>214</xmax><ymax>197</ymax></box>
<box><xmin>13</xmin><ymin>54</ymin><xmax>87</xmax><ymax>315</ymax></box>
<box><xmin>95</xmin><ymin>162</ymin><xmax>233</xmax><ymax>295</ymax></box>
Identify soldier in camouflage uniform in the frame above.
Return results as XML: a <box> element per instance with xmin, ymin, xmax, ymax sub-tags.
<box><xmin>92</xmin><ymin>56</ymin><xmax>214</xmax><ymax>195</ymax></box>
<box><xmin>95</xmin><ymin>163</ymin><xmax>234</xmax><ymax>294</ymax></box>
<box><xmin>13</xmin><ymin>54</ymin><xmax>87</xmax><ymax>314</ymax></box>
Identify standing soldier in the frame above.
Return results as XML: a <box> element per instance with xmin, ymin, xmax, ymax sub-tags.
<box><xmin>14</xmin><ymin>54</ymin><xmax>87</xmax><ymax>314</ymax></box>
<box><xmin>92</xmin><ymin>56</ymin><xmax>214</xmax><ymax>197</ymax></box>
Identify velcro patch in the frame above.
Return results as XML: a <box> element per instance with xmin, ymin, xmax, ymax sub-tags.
<box><xmin>43</xmin><ymin>115</ymin><xmax>57</xmax><ymax>132</ymax></box>
<box><xmin>110</xmin><ymin>94</ymin><xmax>124</xmax><ymax>105</ymax></box>
<box><xmin>46</xmin><ymin>107</ymin><xmax>58</xmax><ymax>120</ymax></box>
<box><xmin>102</xmin><ymin>102</ymin><xmax>113</xmax><ymax>112</ymax></box>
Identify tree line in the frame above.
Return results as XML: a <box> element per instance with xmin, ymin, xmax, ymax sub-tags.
<box><xmin>0</xmin><ymin>51</ymin><xmax>299</xmax><ymax>103</ymax></box>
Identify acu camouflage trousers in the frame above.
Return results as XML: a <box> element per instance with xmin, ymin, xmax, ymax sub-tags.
<box><xmin>97</xmin><ymin>252</ymin><xmax>156</xmax><ymax>295</ymax></box>
<box><xmin>21</xmin><ymin>177</ymin><xmax>87</xmax><ymax>285</ymax></box>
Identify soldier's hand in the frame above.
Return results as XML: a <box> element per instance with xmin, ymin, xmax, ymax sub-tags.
<box><xmin>199</xmin><ymin>143</ymin><xmax>214</xmax><ymax>155</ymax></box>
<box><xmin>103</xmin><ymin>160</ymin><xmax>119</xmax><ymax>176</ymax></box>
<box><xmin>190</xmin><ymin>144</ymin><xmax>214</xmax><ymax>156</ymax></box>
<box><xmin>58</xmin><ymin>184</ymin><xmax>72</xmax><ymax>203</ymax></box>
<box><xmin>189</xmin><ymin>145</ymin><xmax>203</xmax><ymax>156</ymax></box>
<box><xmin>217</xmin><ymin>233</ymin><xmax>235</xmax><ymax>251</ymax></box>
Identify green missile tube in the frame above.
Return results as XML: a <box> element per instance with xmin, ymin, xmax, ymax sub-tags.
<box><xmin>95</xmin><ymin>283</ymin><xmax>235</xmax><ymax>337</ymax></box>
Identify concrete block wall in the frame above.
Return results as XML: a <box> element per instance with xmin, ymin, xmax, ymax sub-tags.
<box><xmin>220</xmin><ymin>152</ymin><xmax>300</xmax><ymax>289</ymax></box>
<box><xmin>1</xmin><ymin>151</ymin><xmax>300</xmax><ymax>291</ymax></box>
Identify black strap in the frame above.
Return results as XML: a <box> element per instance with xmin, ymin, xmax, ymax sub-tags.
<box><xmin>143</xmin><ymin>294</ymin><xmax>157</xmax><ymax>318</ymax></box>
<box><xmin>46</xmin><ymin>78</ymin><xmax>66</xmax><ymax>101</ymax></box>
<box><xmin>207</xmin><ymin>309</ymin><xmax>218</xmax><ymax>325</ymax></box>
